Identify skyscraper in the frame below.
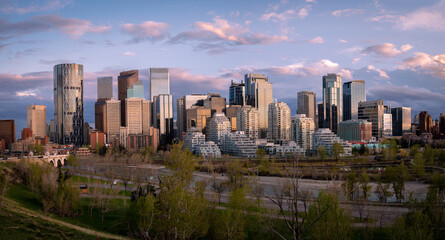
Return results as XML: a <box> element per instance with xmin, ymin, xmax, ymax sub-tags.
<box><xmin>237</xmin><ymin>105</ymin><xmax>260</xmax><ymax>140</ymax></box>
<box><xmin>150</xmin><ymin>68</ymin><xmax>170</xmax><ymax>101</ymax></box>
<box><xmin>204</xmin><ymin>93</ymin><xmax>226</xmax><ymax>115</ymax></box>
<box><xmin>358</xmin><ymin>99</ymin><xmax>384</xmax><ymax>139</ymax></box>
<box><xmin>245</xmin><ymin>73</ymin><xmax>273</xmax><ymax>138</ymax></box>
<box><xmin>105</xmin><ymin>99</ymin><xmax>121</xmax><ymax>143</ymax></box>
<box><xmin>97</xmin><ymin>76</ymin><xmax>113</xmax><ymax>100</ymax></box>
<box><xmin>95</xmin><ymin>101</ymin><xmax>106</xmax><ymax>133</ymax></box>
<box><xmin>177</xmin><ymin>94</ymin><xmax>208</xmax><ymax>140</ymax></box>
<box><xmin>229</xmin><ymin>80</ymin><xmax>245</xmax><ymax>106</ymax></box>
<box><xmin>0</xmin><ymin>120</ymin><xmax>15</xmax><ymax>150</ymax></box>
<box><xmin>320</xmin><ymin>74</ymin><xmax>342</xmax><ymax>134</ymax></box>
<box><xmin>419</xmin><ymin>111</ymin><xmax>433</xmax><ymax>134</ymax></box>
<box><xmin>125</xmin><ymin>98</ymin><xmax>151</xmax><ymax>135</ymax></box>
<box><xmin>391</xmin><ymin>107</ymin><xmax>412</xmax><ymax>136</ymax></box>
<box><xmin>118</xmin><ymin>70</ymin><xmax>139</xmax><ymax>127</ymax></box>
<box><xmin>343</xmin><ymin>80</ymin><xmax>366</xmax><ymax>121</ymax></box>
<box><xmin>153</xmin><ymin>94</ymin><xmax>174</xmax><ymax>145</ymax></box>
<box><xmin>27</xmin><ymin>105</ymin><xmax>47</xmax><ymax>138</ymax></box>
<box><xmin>268</xmin><ymin>102</ymin><xmax>291</xmax><ymax>142</ymax></box>
<box><xmin>291</xmin><ymin>114</ymin><xmax>315</xmax><ymax>151</ymax></box>
<box><xmin>127</xmin><ymin>81</ymin><xmax>145</xmax><ymax>98</ymax></box>
<box><xmin>297</xmin><ymin>91</ymin><xmax>316</xmax><ymax>124</ymax></box>
<box><xmin>54</xmin><ymin>63</ymin><xmax>84</xmax><ymax>146</ymax></box>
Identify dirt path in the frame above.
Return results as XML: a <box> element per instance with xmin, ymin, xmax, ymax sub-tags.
<box><xmin>4</xmin><ymin>198</ymin><xmax>132</xmax><ymax>240</ymax></box>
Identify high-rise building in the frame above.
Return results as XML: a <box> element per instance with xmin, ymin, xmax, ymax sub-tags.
<box><xmin>237</xmin><ymin>105</ymin><xmax>260</xmax><ymax>140</ymax></box>
<box><xmin>27</xmin><ymin>105</ymin><xmax>46</xmax><ymax>138</ymax></box>
<box><xmin>320</xmin><ymin>74</ymin><xmax>342</xmax><ymax>134</ymax></box>
<box><xmin>440</xmin><ymin>113</ymin><xmax>445</xmax><ymax>137</ymax></box>
<box><xmin>21</xmin><ymin>128</ymin><xmax>32</xmax><ymax>140</ymax></box>
<box><xmin>153</xmin><ymin>94</ymin><xmax>174</xmax><ymax>145</ymax></box>
<box><xmin>226</xmin><ymin>105</ymin><xmax>241</xmax><ymax>131</ymax></box>
<box><xmin>54</xmin><ymin>63</ymin><xmax>84</xmax><ymax>146</ymax></box>
<box><xmin>358</xmin><ymin>99</ymin><xmax>384</xmax><ymax>139</ymax></box>
<box><xmin>391</xmin><ymin>107</ymin><xmax>412</xmax><ymax>136</ymax></box>
<box><xmin>313</xmin><ymin>128</ymin><xmax>352</xmax><ymax>156</ymax></box>
<box><xmin>150</xmin><ymin>68</ymin><xmax>169</xmax><ymax>101</ymax></box>
<box><xmin>297</xmin><ymin>91</ymin><xmax>317</xmax><ymax>124</ymax></box>
<box><xmin>186</xmin><ymin>107</ymin><xmax>211</xmax><ymax>133</ymax></box>
<box><xmin>204</xmin><ymin>93</ymin><xmax>226</xmax><ymax>115</ymax></box>
<box><xmin>245</xmin><ymin>73</ymin><xmax>273</xmax><ymax>138</ymax></box>
<box><xmin>95</xmin><ymin>101</ymin><xmax>106</xmax><ymax>133</ymax></box>
<box><xmin>383</xmin><ymin>113</ymin><xmax>393</xmax><ymax>138</ymax></box>
<box><xmin>48</xmin><ymin>119</ymin><xmax>55</xmax><ymax>142</ymax></box>
<box><xmin>419</xmin><ymin>111</ymin><xmax>433</xmax><ymax>134</ymax></box>
<box><xmin>125</xmin><ymin>98</ymin><xmax>151</xmax><ymax>135</ymax></box>
<box><xmin>291</xmin><ymin>114</ymin><xmax>315</xmax><ymax>151</ymax></box>
<box><xmin>268</xmin><ymin>102</ymin><xmax>291</xmax><ymax>142</ymax></box>
<box><xmin>118</xmin><ymin>70</ymin><xmax>139</xmax><ymax>126</ymax></box>
<box><xmin>177</xmin><ymin>94</ymin><xmax>208</xmax><ymax>140</ymax></box>
<box><xmin>229</xmin><ymin>80</ymin><xmax>245</xmax><ymax>106</ymax></box>
<box><xmin>97</xmin><ymin>76</ymin><xmax>113</xmax><ymax>100</ymax></box>
<box><xmin>207</xmin><ymin>113</ymin><xmax>231</xmax><ymax>148</ymax></box>
<box><xmin>106</xmin><ymin>99</ymin><xmax>121</xmax><ymax>143</ymax></box>
<box><xmin>343</xmin><ymin>80</ymin><xmax>365</xmax><ymax>121</ymax></box>
<box><xmin>338</xmin><ymin>119</ymin><xmax>372</xmax><ymax>142</ymax></box>
<box><xmin>127</xmin><ymin>81</ymin><xmax>145</xmax><ymax>98</ymax></box>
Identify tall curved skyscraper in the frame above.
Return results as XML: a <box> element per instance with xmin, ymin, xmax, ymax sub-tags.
<box><xmin>54</xmin><ymin>63</ymin><xmax>84</xmax><ymax>146</ymax></box>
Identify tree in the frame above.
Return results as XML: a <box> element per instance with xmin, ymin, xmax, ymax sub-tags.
<box><xmin>332</xmin><ymin>142</ymin><xmax>344</xmax><ymax>161</ymax></box>
<box><xmin>374</xmin><ymin>182</ymin><xmax>393</xmax><ymax>203</ymax></box>
<box><xmin>225</xmin><ymin>160</ymin><xmax>245</xmax><ymax>190</ymax></box>
<box><xmin>90</xmin><ymin>184</ymin><xmax>118</xmax><ymax>222</ymax></box>
<box><xmin>156</xmin><ymin>143</ymin><xmax>210</xmax><ymax>239</ymax></box>
<box><xmin>412</xmin><ymin>153</ymin><xmax>426</xmax><ymax>177</ymax></box>
<box><xmin>256</xmin><ymin>148</ymin><xmax>267</xmax><ymax>160</ymax></box>
<box><xmin>306</xmin><ymin>190</ymin><xmax>350</xmax><ymax>240</ymax></box>
<box><xmin>211</xmin><ymin>175</ymin><xmax>227</xmax><ymax>205</ymax></box>
<box><xmin>128</xmin><ymin>193</ymin><xmax>157</xmax><ymax>239</ymax></box>
<box><xmin>423</xmin><ymin>145</ymin><xmax>435</xmax><ymax>164</ymax></box>
<box><xmin>342</xmin><ymin>172</ymin><xmax>358</xmax><ymax>201</ymax></box>
<box><xmin>410</xmin><ymin>144</ymin><xmax>420</xmax><ymax>158</ymax></box>
<box><xmin>383</xmin><ymin>139</ymin><xmax>398</xmax><ymax>161</ymax></box>
<box><xmin>359</xmin><ymin>172</ymin><xmax>371</xmax><ymax>200</ymax></box>
<box><xmin>0</xmin><ymin>164</ymin><xmax>16</xmax><ymax>208</ymax></box>
<box><xmin>386</xmin><ymin>164</ymin><xmax>410</xmax><ymax>202</ymax></box>
<box><xmin>29</xmin><ymin>144</ymin><xmax>45</xmax><ymax>155</ymax></box>
<box><xmin>317</xmin><ymin>146</ymin><xmax>327</xmax><ymax>162</ymax></box>
<box><xmin>359</xmin><ymin>144</ymin><xmax>368</xmax><ymax>155</ymax></box>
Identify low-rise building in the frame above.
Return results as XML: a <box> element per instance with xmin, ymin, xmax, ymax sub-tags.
<box><xmin>258</xmin><ymin>141</ymin><xmax>305</xmax><ymax>157</ymax></box>
<box><xmin>313</xmin><ymin>128</ymin><xmax>352</xmax><ymax>156</ymax></box>
<box><xmin>223</xmin><ymin>131</ymin><xmax>257</xmax><ymax>158</ymax></box>
<box><xmin>194</xmin><ymin>141</ymin><xmax>221</xmax><ymax>158</ymax></box>
<box><xmin>338</xmin><ymin>119</ymin><xmax>372</xmax><ymax>142</ymax></box>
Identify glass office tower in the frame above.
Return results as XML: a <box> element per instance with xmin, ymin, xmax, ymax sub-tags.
<box><xmin>320</xmin><ymin>74</ymin><xmax>342</xmax><ymax>134</ymax></box>
<box><xmin>150</xmin><ymin>68</ymin><xmax>170</xmax><ymax>101</ymax></box>
<box><xmin>343</xmin><ymin>80</ymin><xmax>366</xmax><ymax>121</ymax></box>
<box><xmin>54</xmin><ymin>63</ymin><xmax>84</xmax><ymax>146</ymax></box>
<box><xmin>391</xmin><ymin>107</ymin><xmax>411</xmax><ymax>136</ymax></box>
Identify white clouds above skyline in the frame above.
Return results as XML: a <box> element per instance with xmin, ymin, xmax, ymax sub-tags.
<box><xmin>121</xmin><ymin>21</ymin><xmax>170</xmax><ymax>43</ymax></box>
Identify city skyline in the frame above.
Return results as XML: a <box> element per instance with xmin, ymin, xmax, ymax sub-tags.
<box><xmin>1</xmin><ymin>0</ymin><xmax>445</xmax><ymax>133</ymax></box>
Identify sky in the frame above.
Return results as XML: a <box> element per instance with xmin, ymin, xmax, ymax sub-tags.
<box><xmin>0</xmin><ymin>0</ymin><xmax>445</xmax><ymax>134</ymax></box>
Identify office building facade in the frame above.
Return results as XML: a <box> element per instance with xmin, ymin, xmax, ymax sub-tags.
<box><xmin>237</xmin><ymin>105</ymin><xmax>260</xmax><ymax>140</ymax></box>
<box><xmin>297</xmin><ymin>91</ymin><xmax>317</xmax><ymax>124</ymax></box>
<box><xmin>343</xmin><ymin>80</ymin><xmax>365</xmax><ymax>121</ymax></box>
<box><xmin>320</xmin><ymin>74</ymin><xmax>342</xmax><ymax>134</ymax></box>
<box><xmin>106</xmin><ymin>99</ymin><xmax>121</xmax><ymax>143</ymax></box>
<box><xmin>358</xmin><ymin>99</ymin><xmax>384</xmax><ymax>139</ymax></box>
<box><xmin>97</xmin><ymin>76</ymin><xmax>113</xmax><ymax>100</ymax></box>
<box><xmin>118</xmin><ymin>70</ymin><xmax>139</xmax><ymax>126</ymax></box>
<box><xmin>150</xmin><ymin>68</ymin><xmax>170</xmax><ymax>101</ymax></box>
<box><xmin>177</xmin><ymin>94</ymin><xmax>208</xmax><ymax>140</ymax></box>
<box><xmin>391</xmin><ymin>107</ymin><xmax>412</xmax><ymax>136</ymax></box>
<box><xmin>419</xmin><ymin>111</ymin><xmax>433</xmax><ymax>134</ymax></box>
<box><xmin>338</xmin><ymin>119</ymin><xmax>372</xmax><ymax>142</ymax></box>
<box><xmin>229</xmin><ymin>80</ymin><xmax>245</xmax><ymax>106</ymax></box>
<box><xmin>27</xmin><ymin>105</ymin><xmax>47</xmax><ymax>138</ymax></box>
<box><xmin>245</xmin><ymin>73</ymin><xmax>273</xmax><ymax>138</ymax></box>
<box><xmin>153</xmin><ymin>94</ymin><xmax>174</xmax><ymax>145</ymax></box>
<box><xmin>54</xmin><ymin>63</ymin><xmax>84</xmax><ymax>146</ymax></box>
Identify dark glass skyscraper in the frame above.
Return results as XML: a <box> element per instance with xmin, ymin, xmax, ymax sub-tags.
<box><xmin>54</xmin><ymin>63</ymin><xmax>84</xmax><ymax>146</ymax></box>
<box><xmin>391</xmin><ymin>107</ymin><xmax>411</xmax><ymax>136</ymax></box>
<box><xmin>343</xmin><ymin>80</ymin><xmax>365</xmax><ymax>121</ymax></box>
<box><xmin>229</xmin><ymin>80</ymin><xmax>245</xmax><ymax>106</ymax></box>
<box><xmin>150</xmin><ymin>68</ymin><xmax>170</xmax><ymax>101</ymax></box>
<box><xmin>297</xmin><ymin>91</ymin><xmax>316</xmax><ymax>124</ymax></box>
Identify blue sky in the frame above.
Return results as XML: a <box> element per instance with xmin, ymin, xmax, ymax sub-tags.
<box><xmin>1</xmin><ymin>0</ymin><xmax>445</xmax><ymax>133</ymax></box>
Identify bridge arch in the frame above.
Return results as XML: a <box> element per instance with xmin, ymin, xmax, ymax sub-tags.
<box><xmin>57</xmin><ymin>159</ymin><xmax>62</xmax><ymax>167</ymax></box>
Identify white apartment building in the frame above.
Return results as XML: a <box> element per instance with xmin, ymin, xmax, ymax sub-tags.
<box><xmin>237</xmin><ymin>105</ymin><xmax>260</xmax><ymax>140</ymax></box>
<box><xmin>207</xmin><ymin>113</ymin><xmax>231</xmax><ymax>148</ymax></box>
<box><xmin>313</xmin><ymin>128</ymin><xmax>352</xmax><ymax>156</ymax></box>
<box><xmin>223</xmin><ymin>131</ymin><xmax>257</xmax><ymax>158</ymax></box>
<box><xmin>291</xmin><ymin>114</ymin><xmax>315</xmax><ymax>151</ymax></box>
<box><xmin>268</xmin><ymin>102</ymin><xmax>291</xmax><ymax>141</ymax></box>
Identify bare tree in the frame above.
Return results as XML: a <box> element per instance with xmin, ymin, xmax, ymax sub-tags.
<box><xmin>90</xmin><ymin>183</ymin><xmax>118</xmax><ymax>222</ymax></box>
<box><xmin>211</xmin><ymin>174</ymin><xmax>227</xmax><ymax>204</ymax></box>
<box><xmin>0</xmin><ymin>164</ymin><xmax>16</xmax><ymax>208</ymax></box>
<box><xmin>265</xmin><ymin>155</ymin><xmax>329</xmax><ymax>240</ymax></box>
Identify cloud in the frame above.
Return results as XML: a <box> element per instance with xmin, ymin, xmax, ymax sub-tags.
<box><xmin>398</xmin><ymin>52</ymin><xmax>445</xmax><ymax>78</ymax></box>
<box><xmin>400</xmin><ymin>44</ymin><xmax>413</xmax><ymax>52</ymax></box>
<box><xmin>339</xmin><ymin>39</ymin><xmax>347</xmax><ymax>43</ymax></box>
<box><xmin>339</xmin><ymin>69</ymin><xmax>353</xmax><ymax>80</ymax></box>
<box><xmin>332</xmin><ymin>8</ymin><xmax>364</xmax><ymax>17</ymax></box>
<box><xmin>0</xmin><ymin>0</ymin><xmax>72</xmax><ymax>14</ymax></box>
<box><xmin>352</xmin><ymin>58</ymin><xmax>360</xmax><ymax>64</ymax></box>
<box><xmin>371</xmin><ymin>1</ymin><xmax>445</xmax><ymax>32</ymax></box>
<box><xmin>367</xmin><ymin>65</ymin><xmax>389</xmax><ymax>79</ymax></box>
<box><xmin>261</xmin><ymin>6</ymin><xmax>310</xmax><ymax>22</ymax></box>
<box><xmin>122</xmin><ymin>51</ymin><xmax>136</xmax><ymax>56</ymax></box>
<box><xmin>0</xmin><ymin>14</ymin><xmax>111</xmax><ymax>39</ymax></box>
<box><xmin>307</xmin><ymin>36</ymin><xmax>324</xmax><ymax>44</ymax></box>
<box><xmin>15</xmin><ymin>90</ymin><xmax>37</xmax><ymax>97</ymax></box>
<box><xmin>39</xmin><ymin>59</ymin><xmax>72</xmax><ymax>64</ymax></box>
<box><xmin>169</xmin><ymin>17</ymin><xmax>289</xmax><ymax>53</ymax></box>
<box><xmin>121</xmin><ymin>21</ymin><xmax>170</xmax><ymax>43</ymax></box>
<box><xmin>396</xmin><ymin>0</ymin><xmax>445</xmax><ymax>32</ymax></box>
<box><xmin>0</xmin><ymin>43</ymin><xmax>9</xmax><ymax>52</ymax></box>
<box><xmin>361</xmin><ymin>43</ymin><xmax>405</xmax><ymax>57</ymax></box>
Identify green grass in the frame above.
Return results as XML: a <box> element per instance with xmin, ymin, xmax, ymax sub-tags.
<box><xmin>0</xmin><ymin>207</ymin><xmax>100</xmax><ymax>240</ymax></box>
<box><xmin>6</xmin><ymin>184</ymin><xmax>42</xmax><ymax>211</ymax></box>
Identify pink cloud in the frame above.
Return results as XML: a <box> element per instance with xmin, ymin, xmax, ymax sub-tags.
<box><xmin>307</xmin><ymin>36</ymin><xmax>324</xmax><ymax>44</ymax></box>
<box><xmin>332</xmin><ymin>8</ymin><xmax>364</xmax><ymax>17</ymax></box>
<box><xmin>121</xmin><ymin>21</ymin><xmax>170</xmax><ymax>43</ymax></box>
<box><xmin>362</xmin><ymin>43</ymin><xmax>403</xmax><ymax>57</ymax></box>
<box><xmin>367</xmin><ymin>65</ymin><xmax>389</xmax><ymax>79</ymax></box>
<box><xmin>261</xmin><ymin>6</ymin><xmax>310</xmax><ymax>22</ymax></box>
<box><xmin>399</xmin><ymin>52</ymin><xmax>445</xmax><ymax>78</ymax></box>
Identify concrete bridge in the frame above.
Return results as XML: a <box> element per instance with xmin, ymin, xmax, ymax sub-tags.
<box><xmin>8</xmin><ymin>154</ymin><xmax>69</xmax><ymax>167</ymax></box>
